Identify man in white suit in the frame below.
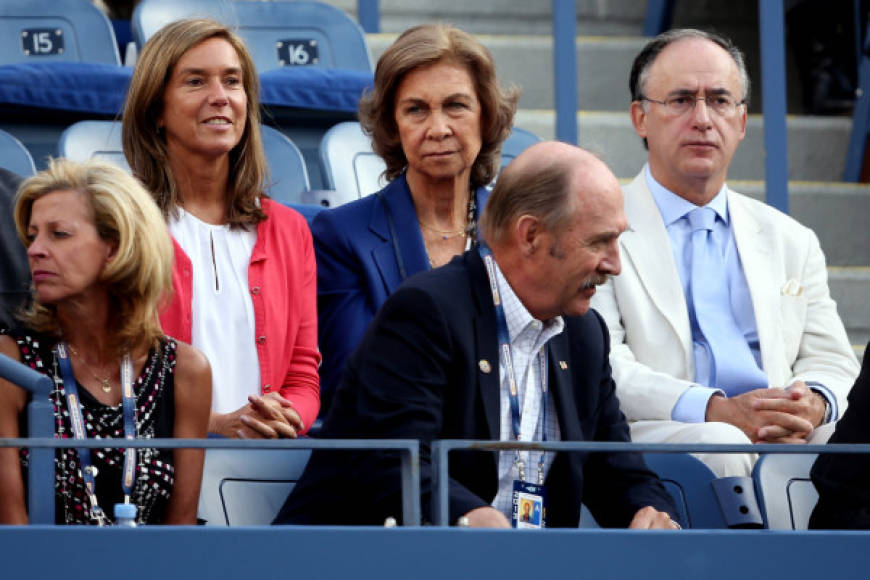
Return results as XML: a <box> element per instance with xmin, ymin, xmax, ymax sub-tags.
<box><xmin>590</xmin><ymin>29</ymin><xmax>859</xmax><ymax>477</ymax></box>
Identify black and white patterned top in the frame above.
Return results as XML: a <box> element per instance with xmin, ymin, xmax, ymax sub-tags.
<box><xmin>7</xmin><ymin>328</ymin><xmax>177</xmax><ymax>525</ymax></box>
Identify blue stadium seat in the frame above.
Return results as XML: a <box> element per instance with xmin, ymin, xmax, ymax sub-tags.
<box><xmin>57</xmin><ymin>120</ymin><xmax>310</xmax><ymax>205</ymax></box>
<box><xmin>318</xmin><ymin>121</ymin><xmax>542</xmax><ymax>207</ymax></box>
<box><xmin>261</xmin><ymin>124</ymin><xmax>311</xmax><ymax>205</ymax></box>
<box><xmin>498</xmin><ymin>126</ymin><xmax>542</xmax><ymax>168</ymax></box>
<box><xmin>0</xmin><ymin>128</ymin><xmax>36</xmax><ymax>176</ymax></box>
<box><xmin>0</xmin><ymin>0</ymin><xmax>121</xmax><ymax>65</ymax></box>
<box><xmin>197</xmin><ymin>448</ymin><xmax>312</xmax><ymax>526</ymax></box>
<box><xmin>752</xmin><ymin>453</ymin><xmax>818</xmax><ymax>529</ymax></box>
<box><xmin>318</xmin><ymin>120</ymin><xmax>388</xmax><ymax>203</ymax></box>
<box><xmin>646</xmin><ymin>453</ymin><xmax>762</xmax><ymax>529</ymax></box>
<box><xmin>132</xmin><ymin>0</ymin><xmax>372</xmax><ymax>73</ymax></box>
<box><xmin>58</xmin><ymin>120</ymin><xmax>129</xmax><ymax>171</ymax></box>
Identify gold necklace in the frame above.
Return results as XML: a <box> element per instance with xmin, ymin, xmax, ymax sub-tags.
<box><xmin>418</xmin><ymin>219</ymin><xmax>468</xmax><ymax>240</ymax></box>
<box><xmin>417</xmin><ymin>195</ymin><xmax>477</xmax><ymax>241</ymax></box>
<box><xmin>67</xmin><ymin>344</ymin><xmax>114</xmax><ymax>393</ymax></box>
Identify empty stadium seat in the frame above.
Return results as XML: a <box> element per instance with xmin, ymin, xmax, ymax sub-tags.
<box><xmin>197</xmin><ymin>448</ymin><xmax>312</xmax><ymax>526</ymax></box>
<box><xmin>58</xmin><ymin>120</ymin><xmax>129</xmax><ymax>171</ymax></box>
<box><xmin>132</xmin><ymin>0</ymin><xmax>372</xmax><ymax>73</ymax></box>
<box><xmin>752</xmin><ymin>453</ymin><xmax>818</xmax><ymax>530</ymax></box>
<box><xmin>318</xmin><ymin>120</ymin><xmax>388</xmax><ymax>204</ymax></box>
<box><xmin>0</xmin><ymin>128</ymin><xmax>36</xmax><ymax>176</ymax></box>
<box><xmin>261</xmin><ymin>124</ymin><xmax>311</xmax><ymax>205</ymax></box>
<box><xmin>498</xmin><ymin>127</ymin><xmax>543</xmax><ymax>167</ymax></box>
<box><xmin>57</xmin><ymin>120</ymin><xmax>310</xmax><ymax>205</ymax></box>
<box><xmin>0</xmin><ymin>0</ymin><xmax>121</xmax><ymax>65</ymax></box>
<box><xmin>646</xmin><ymin>453</ymin><xmax>761</xmax><ymax>528</ymax></box>
<box><xmin>318</xmin><ymin>121</ymin><xmax>542</xmax><ymax>206</ymax></box>
<box><xmin>579</xmin><ymin>453</ymin><xmax>763</xmax><ymax>529</ymax></box>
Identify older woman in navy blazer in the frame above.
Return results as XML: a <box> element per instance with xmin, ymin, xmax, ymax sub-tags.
<box><xmin>313</xmin><ymin>24</ymin><xmax>518</xmax><ymax>408</ymax></box>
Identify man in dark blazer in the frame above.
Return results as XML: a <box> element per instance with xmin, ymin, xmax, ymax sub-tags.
<box><xmin>810</xmin><ymin>343</ymin><xmax>870</xmax><ymax>529</ymax></box>
<box><xmin>0</xmin><ymin>168</ymin><xmax>28</xmax><ymax>328</ymax></box>
<box><xmin>275</xmin><ymin>142</ymin><xmax>677</xmax><ymax>528</ymax></box>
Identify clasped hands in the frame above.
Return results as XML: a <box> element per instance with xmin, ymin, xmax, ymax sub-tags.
<box><xmin>209</xmin><ymin>392</ymin><xmax>303</xmax><ymax>439</ymax></box>
<box><xmin>705</xmin><ymin>380</ymin><xmax>827</xmax><ymax>443</ymax></box>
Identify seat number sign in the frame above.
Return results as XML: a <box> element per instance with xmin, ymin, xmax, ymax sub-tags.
<box><xmin>21</xmin><ymin>28</ymin><xmax>65</xmax><ymax>56</ymax></box>
<box><xmin>277</xmin><ymin>39</ymin><xmax>319</xmax><ymax>66</ymax></box>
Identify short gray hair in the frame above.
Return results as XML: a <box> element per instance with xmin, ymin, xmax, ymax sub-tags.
<box><xmin>629</xmin><ymin>28</ymin><xmax>750</xmax><ymax>105</ymax></box>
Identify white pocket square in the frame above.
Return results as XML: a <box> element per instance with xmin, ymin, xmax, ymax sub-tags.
<box><xmin>781</xmin><ymin>279</ymin><xmax>804</xmax><ymax>296</ymax></box>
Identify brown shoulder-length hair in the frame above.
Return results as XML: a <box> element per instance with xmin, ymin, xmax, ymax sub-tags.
<box><xmin>358</xmin><ymin>23</ymin><xmax>519</xmax><ymax>190</ymax></box>
<box><xmin>14</xmin><ymin>158</ymin><xmax>174</xmax><ymax>354</ymax></box>
<box><xmin>122</xmin><ymin>18</ymin><xmax>267</xmax><ymax>227</ymax></box>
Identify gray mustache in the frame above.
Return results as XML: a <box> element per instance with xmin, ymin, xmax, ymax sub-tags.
<box><xmin>582</xmin><ymin>274</ymin><xmax>609</xmax><ymax>290</ymax></box>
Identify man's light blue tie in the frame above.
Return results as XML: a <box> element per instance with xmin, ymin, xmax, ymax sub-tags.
<box><xmin>688</xmin><ymin>207</ymin><xmax>766</xmax><ymax>394</ymax></box>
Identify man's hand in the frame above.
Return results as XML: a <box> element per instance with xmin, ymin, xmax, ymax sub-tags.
<box><xmin>459</xmin><ymin>506</ymin><xmax>511</xmax><ymax>528</ymax></box>
<box><xmin>706</xmin><ymin>388</ymin><xmax>814</xmax><ymax>443</ymax></box>
<box><xmin>208</xmin><ymin>393</ymin><xmax>304</xmax><ymax>439</ymax></box>
<box><xmin>751</xmin><ymin>381</ymin><xmax>827</xmax><ymax>441</ymax></box>
<box><xmin>628</xmin><ymin>506</ymin><xmax>681</xmax><ymax>529</ymax></box>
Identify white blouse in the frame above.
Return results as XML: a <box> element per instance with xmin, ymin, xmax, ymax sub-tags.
<box><xmin>169</xmin><ymin>209</ymin><xmax>260</xmax><ymax>414</ymax></box>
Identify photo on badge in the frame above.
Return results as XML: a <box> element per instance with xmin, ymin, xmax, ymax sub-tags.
<box><xmin>514</xmin><ymin>492</ymin><xmax>544</xmax><ymax>529</ymax></box>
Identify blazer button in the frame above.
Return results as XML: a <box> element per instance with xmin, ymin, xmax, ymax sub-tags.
<box><xmin>251</xmin><ymin>286</ymin><xmax>261</xmax><ymax>295</ymax></box>
<box><xmin>263</xmin><ymin>384</ymin><xmax>271</xmax><ymax>392</ymax></box>
<box><xmin>257</xmin><ymin>336</ymin><xmax>266</xmax><ymax>344</ymax></box>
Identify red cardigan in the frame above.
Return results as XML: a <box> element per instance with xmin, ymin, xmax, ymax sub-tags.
<box><xmin>160</xmin><ymin>199</ymin><xmax>321</xmax><ymax>432</ymax></box>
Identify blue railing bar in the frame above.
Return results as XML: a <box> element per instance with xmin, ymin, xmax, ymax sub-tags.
<box><xmin>399</xmin><ymin>448</ymin><xmax>420</xmax><ymax>526</ymax></box>
<box><xmin>0</xmin><ymin>438</ymin><xmax>419</xmax><ymax>450</ymax></box>
<box><xmin>758</xmin><ymin>0</ymin><xmax>790</xmax><ymax>213</ymax></box>
<box><xmin>642</xmin><ymin>0</ymin><xmax>674</xmax><ymax>37</ymax></box>
<box><xmin>0</xmin><ymin>354</ymin><xmax>54</xmax><ymax>396</ymax></box>
<box><xmin>844</xmin><ymin>21</ymin><xmax>870</xmax><ymax>181</ymax></box>
<box><xmin>7</xmin><ymin>438</ymin><xmax>870</xmax><ymax>455</ymax></box>
<box><xmin>26</xmin><ymin>402</ymin><xmax>55</xmax><ymax>525</ymax></box>
<box><xmin>431</xmin><ymin>441</ymin><xmax>449</xmax><ymax>526</ymax></box>
<box><xmin>429</xmin><ymin>440</ymin><xmax>870</xmax><ymax>455</ymax></box>
<box><xmin>357</xmin><ymin>0</ymin><xmax>380</xmax><ymax>34</ymax></box>
<box><xmin>552</xmin><ymin>0</ymin><xmax>578</xmax><ymax>145</ymax></box>
<box><xmin>1</xmin><ymin>354</ymin><xmax>55</xmax><ymax>524</ymax></box>
<box><xmin>431</xmin><ymin>439</ymin><xmax>870</xmax><ymax>525</ymax></box>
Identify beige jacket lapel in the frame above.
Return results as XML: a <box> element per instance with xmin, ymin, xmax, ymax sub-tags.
<box><xmin>621</xmin><ymin>173</ymin><xmax>694</xmax><ymax>368</ymax></box>
<box><xmin>727</xmin><ymin>189</ymin><xmax>785</xmax><ymax>387</ymax></box>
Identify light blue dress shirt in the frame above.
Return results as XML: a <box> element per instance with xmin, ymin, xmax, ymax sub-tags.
<box><xmin>644</xmin><ymin>167</ymin><xmax>767</xmax><ymax>422</ymax></box>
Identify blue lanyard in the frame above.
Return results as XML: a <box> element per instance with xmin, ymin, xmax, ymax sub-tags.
<box><xmin>479</xmin><ymin>245</ymin><xmax>549</xmax><ymax>485</ymax></box>
<box><xmin>56</xmin><ymin>343</ymin><xmax>137</xmax><ymax>525</ymax></box>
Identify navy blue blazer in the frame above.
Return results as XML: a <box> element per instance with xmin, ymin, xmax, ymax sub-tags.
<box><xmin>311</xmin><ymin>174</ymin><xmax>490</xmax><ymax>406</ymax></box>
<box><xmin>275</xmin><ymin>250</ymin><xmax>677</xmax><ymax>526</ymax></box>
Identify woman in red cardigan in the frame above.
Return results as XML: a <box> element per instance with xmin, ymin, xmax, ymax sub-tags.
<box><xmin>122</xmin><ymin>18</ymin><xmax>320</xmax><ymax>438</ymax></box>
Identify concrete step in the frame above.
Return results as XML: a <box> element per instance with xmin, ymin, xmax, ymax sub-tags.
<box><xmin>364</xmin><ymin>5</ymin><xmax>769</xmax><ymax>112</ymax></box>
<box><xmin>733</xmin><ymin>181</ymin><xmax>870</xmax><ymax>268</ymax></box>
<box><xmin>513</xmin><ymin>110</ymin><xmax>853</xmax><ymax>184</ymax></box>
<box><xmin>368</xmin><ymin>33</ymin><xmax>648</xmax><ymax>112</ymax></box>
<box><xmin>827</xmin><ymin>267</ymin><xmax>870</xmax><ymax>351</ymax></box>
<box><xmin>334</xmin><ymin>0</ymin><xmax>649</xmax><ymax>36</ymax></box>
<box><xmin>337</xmin><ymin>0</ymin><xmax>759</xmax><ymax>36</ymax></box>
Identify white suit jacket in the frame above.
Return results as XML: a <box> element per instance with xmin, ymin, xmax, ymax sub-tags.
<box><xmin>590</xmin><ymin>171</ymin><xmax>859</xmax><ymax>422</ymax></box>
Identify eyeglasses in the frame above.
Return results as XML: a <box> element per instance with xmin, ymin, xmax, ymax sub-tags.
<box><xmin>640</xmin><ymin>94</ymin><xmax>745</xmax><ymax>118</ymax></box>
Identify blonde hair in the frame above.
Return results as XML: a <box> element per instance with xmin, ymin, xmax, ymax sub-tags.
<box><xmin>123</xmin><ymin>18</ymin><xmax>267</xmax><ymax>227</ymax></box>
<box><xmin>358</xmin><ymin>23</ymin><xmax>519</xmax><ymax>189</ymax></box>
<box><xmin>14</xmin><ymin>158</ymin><xmax>173</xmax><ymax>353</ymax></box>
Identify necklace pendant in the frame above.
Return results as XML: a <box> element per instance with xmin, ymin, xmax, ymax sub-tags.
<box><xmin>100</xmin><ymin>379</ymin><xmax>112</xmax><ymax>393</ymax></box>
